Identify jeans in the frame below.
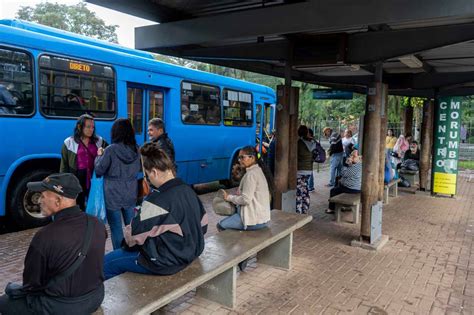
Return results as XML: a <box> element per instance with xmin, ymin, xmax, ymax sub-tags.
<box><xmin>219</xmin><ymin>210</ymin><xmax>268</xmax><ymax>231</ymax></box>
<box><xmin>107</xmin><ymin>207</ymin><xmax>135</xmax><ymax>250</ymax></box>
<box><xmin>308</xmin><ymin>172</ymin><xmax>315</xmax><ymax>191</ymax></box>
<box><xmin>103</xmin><ymin>249</ymin><xmax>154</xmax><ymax>280</ymax></box>
<box><xmin>329</xmin><ymin>152</ymin><xmax>343</xmax><ymax>186</ymax></box>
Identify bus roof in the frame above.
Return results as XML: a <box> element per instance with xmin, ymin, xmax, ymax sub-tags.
<box><xmin>0</xmin><ymin>19</ymin><xmax>275</xmax><ymax>97</ymax></box>
<box><xmin>0</xmin><ymin>19</ymin><xmax>155</xmax><ymax>60</ymax></box>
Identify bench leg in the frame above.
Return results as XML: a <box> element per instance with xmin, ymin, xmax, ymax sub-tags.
<box><xmin>257</xmin><ymin>233</ymin><xmax>292</xmax><ymax>270</ymax></box>
<box><xmin>353</xmin><ymin>204</ymin><xmax>360</xmax><ymax>224</ymax></box>
<box><xmin>394</xmin><ymin>183</ymin><xmax>398</xmax><ymax>197</ymax></box>
<box><xmin>384</xmin><ymin>187</ymin><xmax>389</xmax><ymax>204</ymax></box>
<box><xmin>335</xmin><ymin>205</ymin><xmax>342</xmax><ymax>223</ymax></box>
<box><xmin>196</xmin><ymin>266</ymin><xmax>236</xmax><ymax>308</ymax></box>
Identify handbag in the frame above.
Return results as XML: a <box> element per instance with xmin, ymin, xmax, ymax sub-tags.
<box><xmin>212</xmin><ymin>189</ymin><xmax>236</xmax><ymax>216</ymax></box>
<box><xmin>137</xmin><ymin>178</ymin><xmax>150</xmax><ymax>200</ymax></box>
<box><xmin>6</xmin><ymin>216</ymin><xmax>95</xmax><ymax>299</ymax></box>
<box><xmin>85</xmin><ymin>172</ymin><xmax>107</xmax><ymax>224</ymax></box>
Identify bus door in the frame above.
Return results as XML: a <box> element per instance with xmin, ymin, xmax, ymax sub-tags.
<box><xmin>256</xmin><ymin>103</ymin><xmax>273</xmax><ymax>155</ymax></box>
<box><xmin>127</xmin><ymin>84</ymin><xmax>164</xmax><ymax>145</ymax></box>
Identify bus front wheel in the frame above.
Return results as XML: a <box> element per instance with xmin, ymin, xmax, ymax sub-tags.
<box><xmin>9</xmin><ymin>169</ymin><xmax>52</xmax><ymax>229</ymax></box>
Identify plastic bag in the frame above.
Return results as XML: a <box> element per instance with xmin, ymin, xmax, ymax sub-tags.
<box><xmin>86</xmin><ymin>172</ymin><xmax>107</xmax><ymax>224</ymax></box>
<box><xmin>212</xmin><ymin>189</ymin><xmax>236</xmax><ymax>216</ymax></box>
<box><xmin>401</xmin><ymin>159</ymin><xmax>419</xmax><ymax>171</ymax></box>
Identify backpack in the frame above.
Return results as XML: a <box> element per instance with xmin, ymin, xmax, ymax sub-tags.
<box><xmin>312</xmin><ymin>141</ymin><xmax>326</xmax><ymax>163</ymax></box>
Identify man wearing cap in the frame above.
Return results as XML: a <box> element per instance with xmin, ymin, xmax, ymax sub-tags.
<box><xmin>0</xmin><ymin>173</ymin><xmax>106</xmax><ymax>314</ymax></box>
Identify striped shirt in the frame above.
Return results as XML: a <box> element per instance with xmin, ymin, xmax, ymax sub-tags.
<box><xmin>340</xmin><ymin>161</ymin><xmax>362</xmax><ymax>190</ymax></box>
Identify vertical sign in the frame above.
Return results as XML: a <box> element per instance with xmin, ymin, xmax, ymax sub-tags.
<box><xmin>431</xmin><ymin>97</ymin><xmax>462</xmax><ymax>196</ymax></box>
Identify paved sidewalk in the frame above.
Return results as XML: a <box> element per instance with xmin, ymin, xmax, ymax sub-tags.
<box><xmin>0</xmin><ymin>168</ymin><xmax>473</xmax><ymax>314</ymax></box>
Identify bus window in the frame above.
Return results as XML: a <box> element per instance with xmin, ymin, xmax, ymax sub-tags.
<box><xmin>0</xmin><ymin>47</ymin><xmax>34</xmax><ymax>116</ymax></box>
<box><xmin>39</xmin><ymin>55</ymin><xmax>115</xmax><ymax>119</ymax></box>
<box><xmin>127</xmin><ymin>87</ymin><xmax>143</xmax><ymax>134</ymax></box>
<box><xmin>223</xmin><ymin>89</ymin><xmax>252</xmax><ymax>126</ymax></box>
<box><xmin>149</xmin><ymin>90</ymin><xmax>163</xmax><ymax>119</ymax></box>
<box><xmin>181</xmin><ymin>81</ymin><xmax>220</xmax><ymax>125</ymax></box>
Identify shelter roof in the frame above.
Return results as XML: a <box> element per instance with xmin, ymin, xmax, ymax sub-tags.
<box><xmin>86</xmin><ymin>0</ymin><xmax>474</xmax><ymax>97</ymax></box>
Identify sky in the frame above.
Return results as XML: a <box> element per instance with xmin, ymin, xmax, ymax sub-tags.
<box><xmin>0</xmin><ymin>0</ymin><xmax>156</xmax><ymax>48</ymax></box>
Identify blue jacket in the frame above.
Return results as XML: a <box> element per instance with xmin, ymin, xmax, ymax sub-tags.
<box><xmin>94</xmin><ymin>143</ymin><xmax>141</xmax><ymax>210</ymax></box>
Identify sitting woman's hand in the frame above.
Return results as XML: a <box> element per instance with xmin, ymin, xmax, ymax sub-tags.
<box><xmin>223</xmin><ymin>190</ymin><xmax>229</xmax><ymax>201</ymax></box>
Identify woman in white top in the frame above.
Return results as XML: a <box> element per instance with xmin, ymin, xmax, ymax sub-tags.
<box><xmin>342</xmin><ymin>129</ymin><xmax>355</xmax><ymax>157</ymax></box>
<box><xmin>218</xmin><ymin>146</ymin><xmax>273</xmax><ymax>231</ymax></box>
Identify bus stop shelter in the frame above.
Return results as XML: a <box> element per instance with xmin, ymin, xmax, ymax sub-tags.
<box><xmin>88</xmin><ymin>0</ymin><xmax>474</xmax><ymax>248</ymax></box>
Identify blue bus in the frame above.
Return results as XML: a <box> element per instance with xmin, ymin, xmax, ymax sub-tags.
<box><xmin>0</xmin><ymin>19</ymin><xmax>276</xmax><ymax>229</ymax></box>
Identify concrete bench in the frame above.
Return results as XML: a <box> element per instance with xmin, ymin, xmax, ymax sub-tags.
<box><xmin>328</xmin><ymin>193</ymin><xmax>361</xmax><ymax>224</ymax></box>
<box><xmin>399</xmin><ymin>169</ymin><xmax>419</xmax><ymax>187</ymax></box>
<box><xmin>94</xmin><ymin>210</ymin><xmax>312</xmax><ymax>315</ymax></box>
<box><xmin>383</xmin><ymin>178</ymin><xmax>401</xmax><ymax>204</ymax></box>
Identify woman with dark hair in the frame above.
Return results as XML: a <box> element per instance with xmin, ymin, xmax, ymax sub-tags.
<box><xmin>60</xmin><ymin>114</ymin><xmax>107</xmax><ymax>209</ymax></box>
<box><xmin>297</xmin><ymin>125</ymin><xmax>314</xmax><ymax>214</ymax></box>
<box><xmin>218</xmin><ymin>145</ymin><xmax>273</xmax><ymax>231</ymax></box>
<box><xmin>94</xmin><ymin>118</ymin><xmax>141</xmax><ymax>249</ymax></box>
<box><xmin>103</xmin><ymin>143</ymin><xmax>208</xmax><ymax>279</ymax></box>
<box><xmin>218</xmin><ymin>145</ymin><xmax>273</xmax><ymax>271</ymax></box>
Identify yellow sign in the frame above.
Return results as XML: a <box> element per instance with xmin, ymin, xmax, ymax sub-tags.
<box><xmin>433</xmin><ymin>172</ymin><xmax>457</xmax><ymax>195</ymax></box>
<box><xmin>69</xmin><ymin>62</ymin><xmax>91</xmax><ymax>72</ymax></box>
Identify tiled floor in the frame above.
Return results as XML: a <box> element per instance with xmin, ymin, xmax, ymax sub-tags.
<box><xmin>1</xmin><ymin>168</ymin><xmax>473</xmax><ymax>314</ymax></box>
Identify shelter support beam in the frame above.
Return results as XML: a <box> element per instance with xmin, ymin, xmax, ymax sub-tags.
<box><xmin>378</xmin><ymin>87</ymin><xmax>388</xmax><ymax>201</ymax></box>
<box><xmin>274</xmin><ymin>84</ymin><xmax>298</xmax><ymax>210</ymax></box>
<box><xmin>419</xmin><ymin>100</ymin><xmax>434</xmax><ymax>191</ymax></box>
<box><xmin>360</xmin><ymin>81</ymin><xmax>385</xmax><ymax>241</ymax></box>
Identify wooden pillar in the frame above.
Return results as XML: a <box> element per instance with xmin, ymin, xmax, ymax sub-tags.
<box><xmin>360</xmin><ymin>82</ymin><xmax>383</xmax><ymax>240</ymax></box>
<box><xmin>288</xmin><ymin>87</ymin><xmax>299</xmax><ymax>190</ymax></box>
<box><xmin>274</xmin><ymin>85</ymin><xmax>291</xmax><ymax>209</ymax></box>
<box><xmin>378</xmin><ymin>86</ymin><xmax>388</xmax><ymax>201</ymax></box>
<box><xmin>419</xmin><ymin>99</ymin><xmax>434</xmax><ymax>191</ymax></box>
<box><xmin>404</xmin><ymin>102</ymin><xmax>414</xmax><ymax>137</ymax></box>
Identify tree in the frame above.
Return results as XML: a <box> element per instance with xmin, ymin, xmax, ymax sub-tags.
<box><xmin>16</xmin><ymin>2</ymin><xmax>118</xmax><ymax>43</ymax></box>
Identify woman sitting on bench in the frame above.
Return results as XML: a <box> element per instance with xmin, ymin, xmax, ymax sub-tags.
<box><xmin>326</xmin><ymin>149</ymin><xmax>362</xmax><ymax>214</ymax></box>
<box><xmin>103</xmin><ymin>143</ymin><xmax>208</xmax><ymax>280</ymax></box>
<box><xmin>218</xmin><ymin>145</ymin><xmax>274</xmax><ymax>232</ymax></box>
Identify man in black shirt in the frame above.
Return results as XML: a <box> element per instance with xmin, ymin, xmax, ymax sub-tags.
<box><xmin>0</xmin><ymin>173</ymin><xmax>106</xmax><ymax>315</ymax></box>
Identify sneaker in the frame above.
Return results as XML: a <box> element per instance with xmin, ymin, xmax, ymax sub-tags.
<box><xmin>325</xmin><ymin>209</ymin><xmax>335</xmax><ymax>214</ymax></box>
<box><xmin>238</xmin><ymin>258</ymin><xmax>249</xmax><ymax>271</ymax></box>
<box><xmin>309</xmin><ymin>189</ymin><xmax>315</xmax><ymax>192</ymax></box>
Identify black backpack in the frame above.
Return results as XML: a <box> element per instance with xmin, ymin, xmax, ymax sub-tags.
<box><xmin>312</xmin><ymin>141</ymin><xmax>326</xmax><ymax>163</ymax></box>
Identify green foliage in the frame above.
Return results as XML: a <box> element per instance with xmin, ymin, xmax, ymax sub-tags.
<box><xmin>459</xmin><ymin>160</ymin><xmax>474</xmax><ymax>170</ymax></box>
<box><xmin>16</xmin><ymin>2</ymin><xmax>118</xmax><ymax>43</ymax></box>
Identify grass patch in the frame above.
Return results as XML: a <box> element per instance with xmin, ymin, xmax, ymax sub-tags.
<box><xmin>459</xmin><ymin>160</ymin><xmax>474</xmax><ymax>170</ymax></box>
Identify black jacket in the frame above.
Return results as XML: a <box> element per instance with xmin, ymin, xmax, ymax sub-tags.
<box><xmin>123</xmin><ymin>178</ymin><xmax>207</xmax><ymax>275</ymax></box>
<box><xmin>152</xmin><ymin>133</ymin><xmax>175</xmax><ymax>163</ymax></box>
<box><xmin>23</xmin><ymin>206</ymin><xmax>106</xmax><ymax>297</ymax></box>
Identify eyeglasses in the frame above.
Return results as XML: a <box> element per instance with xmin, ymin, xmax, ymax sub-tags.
<box><xmin>238</xmin><ymin>155</ymin><xmax>254</xmax><ymax>160</ymax></box>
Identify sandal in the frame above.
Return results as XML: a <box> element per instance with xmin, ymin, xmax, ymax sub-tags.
<box><xmin>325</xmin><ymin>209</ymin><xmax>335</xmax><ymax>214</ymax></box>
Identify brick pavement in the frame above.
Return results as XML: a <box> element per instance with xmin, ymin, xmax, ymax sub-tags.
<box><xmin>0</xmin><ymin>168</ymin><xmax>473</xmax><ymax>314</ymax></box>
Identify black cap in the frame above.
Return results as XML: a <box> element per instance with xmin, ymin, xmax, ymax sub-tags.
<box><xmin>27</xmin><ymin>173</ymin><xmax>82</xmax><ymax>199</ymax></box>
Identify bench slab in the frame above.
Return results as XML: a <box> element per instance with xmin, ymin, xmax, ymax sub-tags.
<box><xmin>328</xmin><ymin>193</ymin><xmax>361</xmax><ymax>206</ymax></box>
<box><xmin>95</xmin><ymin>210</ymin><xmax>312</xmax><ymax>315</ymax></box>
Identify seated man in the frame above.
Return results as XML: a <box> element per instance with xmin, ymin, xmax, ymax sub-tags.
<box><xmin>326</xmin><ymin>149</ymin><xmax>362</xmax><ymax>214</ymax></box>
<box><xmin>398</xmin><ymin>141</ymin><xmax>420</xmax><ymax>170</ymax></box>
<box><xmin>0</xmin><ymin>173</ymin><xmax>106</xmax><ymax>314</ymax></box>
